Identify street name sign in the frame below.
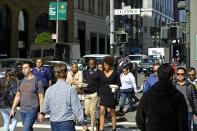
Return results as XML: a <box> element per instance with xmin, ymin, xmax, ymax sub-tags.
<box><xmin>114</xmin><ymin>9</ymin><xmax>140</xmax><ymax>15</ymax></box>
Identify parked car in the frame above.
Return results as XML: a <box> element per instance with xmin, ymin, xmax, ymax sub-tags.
<box><xmin>78</xmin><ymin>54</ymin><xmax>110</xmax><ymax>71</ymax></box>
<box><xmin>138</xmin><ymin>58</ymin><xmax>160</xmax><ymax>73</ymax></box>
<box><xmin>0</xmin><ymin>58</ymin><xmax>33</xmax><ymax>79</ymax></box>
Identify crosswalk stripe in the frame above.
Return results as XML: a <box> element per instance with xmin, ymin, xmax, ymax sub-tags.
<box><xmin>0</xmin><ymin>121</ymin><xmax>137</xmax><ymax>130</ymax></box>
<box><xmin>0</xmin><ymin>122</ymin><xmax>84</xmax><ymax>130</ymax></box>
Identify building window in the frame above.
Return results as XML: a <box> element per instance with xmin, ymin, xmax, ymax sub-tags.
<box><xmin>106</xmin><ymin>1</ymin><xmax>109</xmax><ymax>16</ymax></box>
<box><xmin>98</xmin><ymin>0</ymin><xmax>100</xmax><ymax>16</ymax></box>
<box><xmin>89</xmin><ymin>0</ymin><xmax>91</xmax><ymax>12</ymax></box>
<box><xmin>92</xmin><ymin>0</ymin><xmax>95</xmax><ymax>14</ymax></box>
<box><xmin>78</xmin><ymin>0</ymin><xmax>84</xmax><ymax>11</ymax></box>
<box><xmin>0</xmin><ymin>6</ymin><xmax>10</xmax><ymax>29</ymax></box>
<box><xmin>82</xmin><ymin>0</ymin><xmax>84</xmax><ymax>11</ymax></box>
<box><xmin>101</xmin><ymin>0</ymin><xmax>103</xmax><ymax>16</ymax></box>
<box><xmin>78</xmin><ymin>0</ymin><xmax>80</xmax><ymax>10</ymax></box>
<box><xmin>156</xmin><ymin>0</ymin><xmax>159</xmax><ymax>11</ymax></box>
<box><xmin>89</xmin><ymin>0</ymin><xmax>95</xmax><ymax>14</ymax></box>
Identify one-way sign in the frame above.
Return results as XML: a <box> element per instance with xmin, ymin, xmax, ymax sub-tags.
<box><xmin>114</xmin><ymin>9</ymin><xmax>140</xmax><ymax>15</ymax></box>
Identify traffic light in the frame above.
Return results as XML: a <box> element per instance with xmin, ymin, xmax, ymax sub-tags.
<box><xmin>169</xmin><ymin>27</ymin><xmax>177</xmax><ymax>40</ymax></box>
<box><xmin>150</xmin><ymin>27</ymin><xmax>155</xmax><ymax>36</ymax></box>
<box><xmin>150</xmin><ymin>27</ymin><xmax>160</xmax><ymax>36</ymax></box>
<box><xmin>169</xmin><ymin>26</ymin><xmax>183</xmax><ymax>40</ymax></box>
<box><xmin>116</xmin><ymin>33</ymin><xmax>128</xmax><ymax>43</ymax></box>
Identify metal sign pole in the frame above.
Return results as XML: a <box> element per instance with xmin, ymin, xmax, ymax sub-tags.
<box><xmin>56</xmin><ymin>0</ymin><xmax>59</xmax><ymax>43</ymax></box>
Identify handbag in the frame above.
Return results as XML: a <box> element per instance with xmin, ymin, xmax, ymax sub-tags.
<box><xmin>96</xmin><ymin>105</ymin><xmax>100</xmax><ymax>120</ymax></box>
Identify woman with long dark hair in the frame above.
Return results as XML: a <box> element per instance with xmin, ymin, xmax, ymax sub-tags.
<box><xmin>0</xmin><ymin>69</ymin><xmax>18</xmax><ymax>131</ymax></box>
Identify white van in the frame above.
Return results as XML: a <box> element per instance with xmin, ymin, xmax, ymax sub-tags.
<box><xmin>127</xmin><ymin>54</ymin><xmax>147</xmax><ymax>64</ymax></box>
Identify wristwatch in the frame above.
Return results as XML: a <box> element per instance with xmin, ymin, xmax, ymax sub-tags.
<box><xmin>40</xmin><ymin>112</ymin><xmax>45</xmax><ymax>116</ymax></box>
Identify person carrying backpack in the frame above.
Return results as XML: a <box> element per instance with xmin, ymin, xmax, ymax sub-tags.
<box><xmin>10</xmin><ymin>60</ymin><xmax>44</xmax><ymax>131</ymax></box>
<box><xmin>0</xmin><ymin>69</ymin><xmax>18</xmax><ymax>131</ymax></box>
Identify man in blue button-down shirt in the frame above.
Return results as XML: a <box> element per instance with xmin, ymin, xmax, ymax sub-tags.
<box><xmin>32</xmin><ymin>58</ymin><xmax>52</xmax><ymax>91</ymax></box>
<box><xmin>39</xmin><ymin>63</ymin><xmax>84</xmax><ymax>131</ymax></box>
<box><xmin>143</xmin><ymin>63</ymin><xmax>160</xmax><ymax>92</ymax></box>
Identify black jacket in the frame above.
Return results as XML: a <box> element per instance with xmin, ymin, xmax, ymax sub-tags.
<box><xmin>174</xmin><ymin>80</ymin><xmax>197</xmax><ymax>115</ymax></box>
<box><xmin>136</xmin><ymin>80</ymin><xmax>188</xmax><ymax>131</ymax></box>
<box><xmin>0</xmin><ymin>79</ymin><xmax>17</xmax><ymax>109</ymax></box>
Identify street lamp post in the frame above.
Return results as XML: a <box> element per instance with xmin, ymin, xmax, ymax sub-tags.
<box><xmin>110</xmin><ymin>0</ymin><xmax>114</xmax><ymax>56</ymax></box>
<box><xmin>56</xmin><ymin>0</ymin><xmax>59</xmax><ymax>43</ymax></box>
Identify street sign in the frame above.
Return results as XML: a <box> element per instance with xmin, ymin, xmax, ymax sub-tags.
<box><xmin>114</xmin><ymin>9</ymin><xmax>140</xmax><ymax>15</ymax></box>
<box><xmin>49</xmin><ymin>1</ymin><xmax>67</xmax><ymax>20</ymax></box>
<box><xmin>49</xmin><ymin>2</ymin><xmax>57</xmax><ymax>20</ymax></box>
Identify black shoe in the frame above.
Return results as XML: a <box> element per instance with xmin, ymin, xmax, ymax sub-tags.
<box><xmin>118</xmin><ymin>110</ymin><xmax>124</xmax><ymax>114</ymax></box>
<box><xmin>126</xmin><ymin>108</ymin><xmax>133</xmax><ymax>112</ymax></box>
<box><xmin>112</xmin><ymin>128</ymin><xmax>116</xmax><ymax>131</ymax></box>
<box><xmin>119</xmin><ymin>107</ymin><xmax>123</xmax><ymax>112</ymax></box>
<box><xmin>118</xmin><ymin>107</ymin><xmax>124</xmax><ymax>114</ymax></box>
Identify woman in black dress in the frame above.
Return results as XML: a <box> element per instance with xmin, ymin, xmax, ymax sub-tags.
<box><xmin>99</xmin><ymin>56</ymin><xmax>121</xmax><ymax>131</ymax></box>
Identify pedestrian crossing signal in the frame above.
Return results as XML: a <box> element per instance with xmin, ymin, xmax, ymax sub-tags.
<box><xmin>116</xmin><ymin>33</ymin><xmax>128</xmax><ymax>43</ymax></box>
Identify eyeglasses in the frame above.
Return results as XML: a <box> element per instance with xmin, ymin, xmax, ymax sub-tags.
<box><xmin>189</xmin><ymin>74</ymin><xmax>195</xmax><ymax>77</ymax></box>
<box><xmin>177</xmin><ymin>73</ymin><xmax>185</xmax><ymax>76</ymax></box>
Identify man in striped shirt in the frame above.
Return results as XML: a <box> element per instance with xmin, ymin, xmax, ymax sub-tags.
<box><xmin>39</xmin><ymin>63</ymin><xmax>84</xmax><ymax>131</ymax></box>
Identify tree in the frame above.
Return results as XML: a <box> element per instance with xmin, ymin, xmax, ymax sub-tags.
<box><xmin>34</xmin><ymin>32</ymin><xmax>53</xmax><ymax>44</ymax></box>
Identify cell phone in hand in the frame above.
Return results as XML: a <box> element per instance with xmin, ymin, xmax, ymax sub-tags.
<box><xmin>10</xmin><ymin>112</ymin><xmax>16</xmax><ymax>119</ymax></box>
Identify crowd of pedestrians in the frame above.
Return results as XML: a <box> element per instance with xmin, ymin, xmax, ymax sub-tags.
<box><xmin>0</xmin><ymin>57</ymin><xmax>124</xmax><ymax>131</ymax></box>
<box><xmin>1</xmin><ymin>56</ymin><xmax>197</xmax><ymax>131</ymax></box>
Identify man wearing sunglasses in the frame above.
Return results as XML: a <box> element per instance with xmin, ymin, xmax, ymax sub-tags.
<box><xmin>188</xmin><ymin>67</ymin><xmax>197</xmax><ymax>88</ymax></box>
<box><xmin>175</xmin><ymin>67</ymin><xmax>197</xmax><ymax>131</ymax></box>
<box><xmin>143</xmin><ymin>63</ymin><xmax>160</xmax><ymax>92</ymax></box>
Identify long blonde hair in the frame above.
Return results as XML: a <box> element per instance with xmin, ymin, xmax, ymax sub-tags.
<box><xmin>2</xmin><ymin>69</ymin><xmax>18</xmax><ymax>90</ymax></box>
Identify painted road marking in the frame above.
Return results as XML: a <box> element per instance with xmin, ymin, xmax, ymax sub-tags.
<box><xmin>0</xmin><ymin>121</ymin><xmax>137</xmax><ymax>130</ymax></box>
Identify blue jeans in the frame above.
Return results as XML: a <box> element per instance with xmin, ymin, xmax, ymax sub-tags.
<box><xmin>50</xmin><ymin>121</ymin><xmax>76</xmax><ymax>131</ymax></box>
<box><xmin>20</xmin><ymin>109</ymin><xmax>38</xmax><ymax>131</ymax></box>
<box><xmin>120</xmin><ymin>88</ymin><xmax>134</xmax><ymax>111</ymax></box>
<box><xmin>188</xmin><ymin>112</ymin><xmax>197</xmax><ymax>131</ymax></box>
<box><xmin>0</xmin><ymin>108</ymin><xmax>17</xmax><ymax>131</ymax></box>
